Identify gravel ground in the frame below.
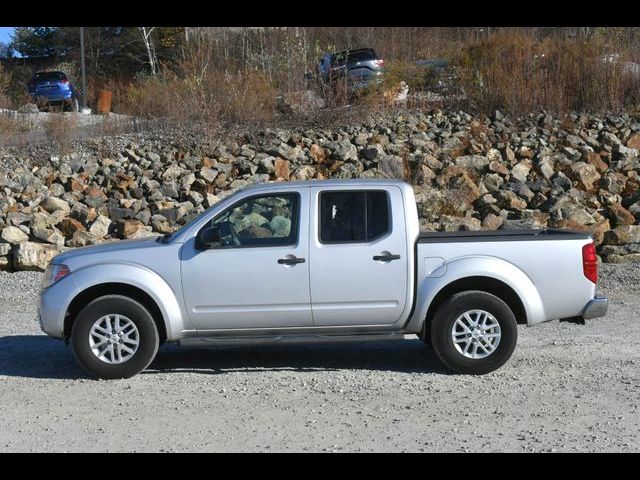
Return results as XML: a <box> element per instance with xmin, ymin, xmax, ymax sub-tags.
<box><xmin>0</xmin><ymin>264</ymin><xmax>639</xmax><ymax>452</ymax></box>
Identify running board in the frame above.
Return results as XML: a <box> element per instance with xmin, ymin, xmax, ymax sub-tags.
<box><xmin>177</xmin><ymin>332</ymin><xmax>408</xmax><ymax>348</ymax></box>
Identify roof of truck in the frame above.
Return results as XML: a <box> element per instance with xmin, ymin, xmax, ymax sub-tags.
<box><xmin>240</xmin><ymin>178</ymin><xmax>410</xmax><ymax>191</ymax></box>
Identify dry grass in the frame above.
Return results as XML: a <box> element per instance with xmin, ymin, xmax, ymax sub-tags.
<box><xmin>0</xmin><ymin>113</ymin><xmax>29</xmax><ymax>138</ymax></box>
<box><xmin>112</xmin><ymin>30</ymin><xmax>640</xmax><ymax>128</ymax></box>
<box><xmin>4</xmin><ymin>28</ymin><xmax>640</xmax><ymax>137</ymax></box>
<box><xmin>116</xmin><ymin>67</ymin><xmax>276</xmax><ymax>132</ymax></box>
<box><xmin>0</xmin><ymin>64</ymin><xmax>13</xmax><ymax>109</ymax></box>
<box><xmin>42</xmin><ymin>114</ymin><xmax>77</xmax><ymax>155</ymax></box>
<box><xmin>457</xmin><ymin>32</ymin><xmax>640</xmax><ymax>115</ymax></box>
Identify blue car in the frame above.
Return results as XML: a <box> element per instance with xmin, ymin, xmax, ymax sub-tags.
<box><xmin>27</xmin><ymin>71</ymin><xmax>80</xmax><ymax>112</ymax></box>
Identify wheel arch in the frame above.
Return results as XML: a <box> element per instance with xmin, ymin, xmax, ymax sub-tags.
<box><xmin>52</xmin><ymin>262</ymin><xmax>190</xmax><ymax>342</ymax></box>
<box><xmin>407</xmin><ymin>255</ymin><xmax>546</xmax><ymax>333</ymax></box>
<box><xmin>64</xmin><ymin>283</ymin><xmax>167</xmax><ymax>343</ymax></box>
<box><xmin>424</xmin><ymin>276</ymin><xmax>527</xmax><ymax>329</ymax></box>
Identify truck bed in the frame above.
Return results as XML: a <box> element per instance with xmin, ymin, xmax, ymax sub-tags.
<box><xmin>415</xmin><ymin>228</ymin><xmax>595</xmax><ymax>324</ymax></box>
<box><xmin>418</xmin><ymin>229</ymin><xmax>592</xmax><ymax>243</ymax></box>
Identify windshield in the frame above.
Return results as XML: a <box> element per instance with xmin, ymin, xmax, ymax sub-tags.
<box><xmin>333</xmin><ymin>49</ymin><xmax>378</xmax><ymax>66</ymax></box>
<box><xmin>32</xmin><ymin>72</ymin><xmax>67</xmax><ymax>83</ymax></box>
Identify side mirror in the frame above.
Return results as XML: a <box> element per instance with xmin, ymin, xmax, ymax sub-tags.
<box><xmin>196</xmin><ymin>225</ymin><xmax>221</xmax><ymax>250</ymax></box>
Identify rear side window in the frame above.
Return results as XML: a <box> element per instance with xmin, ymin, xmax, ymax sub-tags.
<box><xmin>346</xmin><ymin>49</ymin><xmax>378</xmax><ymax>63</ymax></box>
<box><xmin>319</xmin><ymin>190</ymin><xmax>390</xmax><ymax>244</ymax></box>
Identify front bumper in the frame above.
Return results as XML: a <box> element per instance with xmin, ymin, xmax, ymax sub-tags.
<box><xmin>38</xmin><ymin>281</ymin><xmax>72</xmax><ymax>339</ymax></box>
<box><xmin>582</xmin><ymin>295</ymin><xmax>609</xmax><ymax>320</ymax></box>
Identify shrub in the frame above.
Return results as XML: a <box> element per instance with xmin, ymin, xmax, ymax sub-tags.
<box><xmin>42</xmin><ymin>114</ymin><xmax>77</xmax><ymax>154</ymax></box>
<box><xmin>457</xmin><ymin>32</ymin><xmax>640</xmax><ymax>115</ymax></box>
<box><xmin>0</xmin><ymin>63</ymin><xmax>13</xmax><ymax>109</ymax></box>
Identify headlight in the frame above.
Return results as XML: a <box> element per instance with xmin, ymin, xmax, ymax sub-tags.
<box><xmin>41</xmin><ymin>264</ymin><xmax>71</xmax><ymax>289</ymax></box>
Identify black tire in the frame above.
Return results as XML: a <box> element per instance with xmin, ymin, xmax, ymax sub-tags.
<box><xmin>71</xmin><ymin>295</ymin><xmax>160</xmax><ymax>379</ymax></box>
<box><xmin>430</xmin><ymin>291</ymin><xmax>517</xmax><ymax>375</ymax></box>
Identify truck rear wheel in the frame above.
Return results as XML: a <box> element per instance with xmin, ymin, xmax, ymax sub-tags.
<box><xmin>430</xmin><ymin>291</ymin><xmax>517</xmax><ymax>375</ymax></box>
<box><xmin>71</xmin><ymin>295</ymin><xmax>160</xmax><ymax>379</ymax></box>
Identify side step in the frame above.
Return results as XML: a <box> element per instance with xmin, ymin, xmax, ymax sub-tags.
<box><xmin>177</xmin><ymin>332</ymin><xmax>408</xmax><ymax>348</ymax></box>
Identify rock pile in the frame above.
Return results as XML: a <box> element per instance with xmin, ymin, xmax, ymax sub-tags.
<box><xmin>1</xmin><ymin>109</ymin><xmax>640</xmax><ymax>270</ymax></box>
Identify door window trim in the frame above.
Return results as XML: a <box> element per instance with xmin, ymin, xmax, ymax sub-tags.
<box><xmin>317</xmin><ymin>189</ymin><xmax>392</xmax><ymax>245</ymax></box>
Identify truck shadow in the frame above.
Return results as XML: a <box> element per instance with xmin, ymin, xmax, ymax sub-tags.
<box><xmin>0</xmin><ymin>335</ymin><xmax>87</xmax><ymax>379</ymax></box>
<box><xmin>146</xmin><ymin>339</ymin><xmax>451</xmax><ymax>376</ymax></box>
<box><xmin>0</xmin><ymin>335</ymin><xmax>450</xmax><ymax>379</ymax></box>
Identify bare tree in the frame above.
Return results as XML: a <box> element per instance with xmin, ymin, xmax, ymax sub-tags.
<box><xmin>139</xmin><ymin>27</ymin><xmax>158</xmax><ymax>75</ymax></box>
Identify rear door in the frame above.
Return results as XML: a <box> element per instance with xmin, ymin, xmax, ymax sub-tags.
<box><xmin>308</xmin><ymin>186</ymin><xmax>409</xmax><ymax>326</ymax></box>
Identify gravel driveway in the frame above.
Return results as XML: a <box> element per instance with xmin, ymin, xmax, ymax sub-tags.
<box><xmin>0</xmin><ymin>264</ymin><xmax>638</xmax><ymax>452</ymax></box>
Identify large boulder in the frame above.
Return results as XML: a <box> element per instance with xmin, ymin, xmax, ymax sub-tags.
<box><xmin>606</xmin><ymin>204</ymin><xmax>636</xmax><ymax>227</ymax></box>
<box><xmin>454</xmin><ymin>155</ymin><xmax>489</xmax><ymax>171</ymax></box>
<box><xmin>510</xmin><ymin>161</ymin><xmax>531</xmax><ymax>183</ymax></box>
<box><xmin>603</xmin><ymin>225</ymin><xmax>640</xmax><ymax>245</ymax></box>
<box><xmin>41</xmin><ymin>196</ymin><xmax>71</xmax><ymax>214</ymax></box>
<box><xmin>439</xmin><ymin>215</ymin><xmax>482</xmax><ymax>232</ymax></box>
<box><xmin>274</xmin><ymin>158</ymin><xmax>290</xmax><ymax>181</ymax></box>
<box><xmin>570</xmin><ymin>162</ymin><xmax>601</xmax><ymax>191</ymax></box>
<box><xmin>13</xmin><ymin>242</ymin><xmax>68</xmax><ymax>271</ymax></box>
<box><xmin>89</xmin><ymin>215</ymin><xmax>113</xmax><ymax>238</ymax></box>
<box><xmin>378</xmin><ymin>155</ymin><xmax>406</xmax><ymax>179</ymax></box>
<box><xmin>1</xmin><ymin>226</ymin><xmax>29</xmax><ymax>245</ymax></box>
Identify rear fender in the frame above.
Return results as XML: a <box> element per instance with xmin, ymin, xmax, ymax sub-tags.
<box><xmin>406</xmin><ymin>255</ymin><xmax>545</xmax><ymax>332</ymax></box>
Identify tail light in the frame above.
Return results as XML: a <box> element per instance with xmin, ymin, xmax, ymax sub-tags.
<box><xmin>374</xmin><ymin>59</ymin><xmax>384</xmax><ymax>68</ymax></box>
<box><xmin>60</xmin><ymin>78</ymin><xmax>69</xmax><ymax>84</ymax></box>
<box><xmin>582</xmin><ymin>242</ymin><xmax>598</xmax><ymax>284</ymax></box>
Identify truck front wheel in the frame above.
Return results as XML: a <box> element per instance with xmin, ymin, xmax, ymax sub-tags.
<box><xmin>430</xmin><ymin>291</ymin><xmax>517</xmax><ymax>375</ymax></box>
<box><xmin>71</xmin><ymin>295</ymin><xmax>160</xmax><ymax>379</ymax></box>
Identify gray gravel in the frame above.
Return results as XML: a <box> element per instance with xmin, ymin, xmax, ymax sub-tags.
<box><xmin>0</xmin><ymin>264</ymin><xmax>639</xmax><ymax>452</ymax></box>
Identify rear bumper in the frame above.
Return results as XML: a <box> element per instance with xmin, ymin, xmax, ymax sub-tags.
<box><xmin>582</xmin><ymin>295</ymin><xmax>609</xmax><ymax>320</ymax></box>
<box><xmin>31</xmin><ymin>92</ymin><xmax>73</xmax><ymax>102</ymax></box>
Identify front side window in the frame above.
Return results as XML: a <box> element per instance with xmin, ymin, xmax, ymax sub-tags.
<box><xmin>319</xmin><ymin>190</ymin><xmax>390</xmax><ymax>244</ymax></box>
<box><xmin>208</xmin><ymin>193</ymin><xmax>299</xmax><ymax>248</ymax></box>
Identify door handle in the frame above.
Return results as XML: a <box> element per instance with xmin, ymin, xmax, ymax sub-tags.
<box><xmin>373</xmin><ymin>252</ymin><xmax>401</xmax><ymax>262</ymax></box>
<box><xmin>278</xmin><ymin>255</ymin><xmax>306</xmax><ymax>266</ymax></box>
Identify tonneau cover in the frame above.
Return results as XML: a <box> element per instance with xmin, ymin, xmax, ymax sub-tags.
<box><xmin>418</xmin><ymin>229</ymin><xmax>592</xmax><ymax>243</ymax></box>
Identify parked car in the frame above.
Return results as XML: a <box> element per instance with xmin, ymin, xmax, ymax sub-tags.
<box><xmin>27</xmin><ymin>71</ymin><xmax>80</xmax><ymax>112</ymax></box>
<box><xmin>38</xmin><ymin>179</ymin><xmax>608</xmax><ymax>379</ymax></box>
<box><xmin>316</xmin><ymin>48</ymin><xmax>384</xmax><ymax>93</ymax></box>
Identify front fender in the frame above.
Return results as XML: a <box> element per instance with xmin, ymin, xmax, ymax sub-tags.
<box><xmin>40</xmin><ymin>262</ymin><xmax>190</xmax><ymax>341</ymax></box>
<box><xmin>406</xmin><ymin>255</ymin><xmax>545</xmax><ymax>332</ymax></box>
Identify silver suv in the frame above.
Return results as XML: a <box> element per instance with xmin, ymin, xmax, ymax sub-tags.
<box><xmin>317</xmin><ymin>48</ymin><xmax>385</xmax><ymax>92</ymax></box>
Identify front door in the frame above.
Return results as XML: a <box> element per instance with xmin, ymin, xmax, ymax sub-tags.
<box><xmin>180</xmin><ymin>190</ymin><xmax>312</xmax><ymax>330</ymax></box>
<box><xmin>308</xmin><ymin>186</ymin><xmax>409</xmax><ymax>326</ymax></box>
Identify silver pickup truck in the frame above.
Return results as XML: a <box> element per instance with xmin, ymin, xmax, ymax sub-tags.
<box><xmin>38</xmin><ymin>179</ymin><xmax>608</xmax><ymax>379</ymax></box>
